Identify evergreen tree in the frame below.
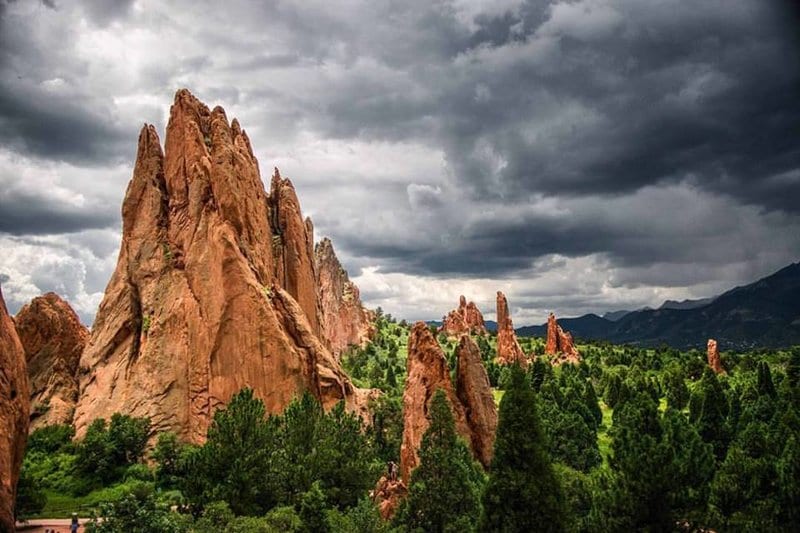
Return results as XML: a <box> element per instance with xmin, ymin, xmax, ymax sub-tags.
<box><xmin>480</xmin><ymin>365</ymin><xmax>566</xmax><ymax>532</ymax></box>
<box><xmin>694</xmin><ymin>368</ymin><xmax>729</xmax><ymax>461</ymax></box>
<box><xmin>757</xmin><ymin>361</ymin><xmax>777</xmax><ymax>398</ymax></box>
<box><xmin>400</xmin><ymin>389</ymin><xmax>484</xmax><ymax>533</ymax></box>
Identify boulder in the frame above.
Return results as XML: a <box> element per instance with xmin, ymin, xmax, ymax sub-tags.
<box><xmin>14</xmin><ymin>293</ymin><xmax>88</xmax><ymax>429</ymax></box>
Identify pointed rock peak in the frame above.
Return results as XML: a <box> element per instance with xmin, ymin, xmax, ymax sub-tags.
<box><xmin>440</xmin><ymin>295</ymin><xmax>487</xmax><ymax>338</ymax></box>
<box><xmin>455</xmin><ymin>335</ymin><xmax>497</xmax><ymax>467</ymax></box>
<box><xmin>315</xmin><ymin>233</ymin><xmax>373</xmax><ymax>357</ymax></box>
<box><xmin>0</xmin><ymin>283</ymin><xmax>29</xmax><ymax>532</ymax></box>
<box><xmin>402</xmin><ymin>321</ymin><xmax>472</xmax><ymax>483</ymax></box>
<box><xmin>707</xmin><ymin>338</ymin><xmax>724</xmax><ymax>374</ymax></box>
<box><xmin>75</xmin><ymin>91</ymin><xmax>359</xmax><ymax>443</ymax></box>
<box><xmin>15</xmin><ymin>293</ymin><xmax>88</xmax><ymax>429</ymax></box>
<box><xmin>545</xmin><ymin>312</ymin><xmax>581</xmax><ymax>365</ymax></box>
<box><xmin>495</xmin><ymin>291</ymin><xmax>528</xmax><ymax>366</ymax></box>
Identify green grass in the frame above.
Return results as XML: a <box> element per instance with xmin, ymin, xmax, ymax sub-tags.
<box><xmin>492</xmin><ymin>389</ymin><xmax>505</xmax><ymax>407</ymax></box>
<box><xmin>35</xmin><ymin>481</ymin><xmax>151</xmax><ymax>518</ymax></box>
<box><xmin>597</xmin><ymin>401</ymin><xmax>614</xmax><ymax>465</ymax></box>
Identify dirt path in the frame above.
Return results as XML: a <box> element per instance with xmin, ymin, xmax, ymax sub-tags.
<box><xmin>16</xmin><ymin>518</ymin><xmax>88</xmax><ymax>532</ymax></box>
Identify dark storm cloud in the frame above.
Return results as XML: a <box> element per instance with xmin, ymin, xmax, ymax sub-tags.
<box><xmin>0</xmin><ymin>187</ymin><xmax>117</xmax><ymax>235</ymax></box>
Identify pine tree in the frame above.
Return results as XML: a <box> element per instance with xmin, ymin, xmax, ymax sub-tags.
<box><xmin>694</xmin><ymin>368</ymin><xmax>729</xmax><ymax>461</ymax></box>
<box><xmin>480</xmin><ymin>365</ymin><xmax>566</xmax><ymax>532</ymax></box>
<box><xmin>399</xmin><ymin>389</ymin><xmax>484</xmax><ymax>533</ymax></box>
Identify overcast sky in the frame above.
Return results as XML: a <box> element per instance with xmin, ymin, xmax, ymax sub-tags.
<box><xmin>1</xmin><ymin>0</ymin><xmax>799</xmax><ymax>326</ymax></box>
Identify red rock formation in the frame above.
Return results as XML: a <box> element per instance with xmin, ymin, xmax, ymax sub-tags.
<box><xmin>545</xmin><ymin>313</ymin><xmax>581</xmax><ymax>365</ymax></box>
<box><xmin>315</xmin><ymin>237</ymin><xmax>374</xmax><ymax>357</ymax></box>
<box><xmin>707</xmin><ymin>339</ymin><xmax>724</xmax><ymax>374</ymax></box>
<box><xmin>1</xmin><ymin>284</ymin><xmax>30</xmax><ymax>532</ymax></box>
<box><xmin>400</xmin><ymin>322</ymin><xmax>472</xmax><ymax>483</ymax></box>
<box><xmin>373</xmin><ymin>476</ymin><xmax>407</xmax><ymax>519</ymax></box>
<box><xmin>495</xmin><ymin>291</ymin><xmax>528</xmax><ymax>366</ymax></box>
<box><xmin>74</xmin><ymin>90</ymin><xmax>367</xmax><ymax>443</ymax></box>
<box><xmin>14</xmin><ymin>293</ymin><xmax>88</xmax><ymax>429</ymax></box>
<box><xmin>455</xmin><ymin>335</ymin><xmax>497</xmax><ymax>467</ymax></box>
<box><xmin>439</xmin><ymin>295</ymin><xmax>488</xmax><ymax>338</ymax></box>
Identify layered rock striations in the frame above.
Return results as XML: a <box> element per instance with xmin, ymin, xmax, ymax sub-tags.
<box><xmin>74</xmin><ymin>90</ymin><xmax>366</xmax><ymax>443</ymax></box>
<box><xmin>1</xmin><ymin>284</ymin><xmax>29</xmax><ymax>532</ymax></box>
<box><xmin>495</xmin><ymin>291</ymin><xmax>528</xmax><ymax>366</ymax></box>
<box><xmin>15</xmin><ymin>293</ymin><xmax>88</xmax><ymax>429</ymax></box>
<box><xmin>439</xmin><ymin>295</ymin><xmax>487</xmax><ymax>338</ymax></box>
<box><xmin>455</xmin><ymin>335</ymin><xmax>497</xmax><ymax>467</ymax></box>
<box><xmin>707</xmin><ymin>338</ymin><xmax>724</xmax><ymax>374</ymax></box>
<box><xmin>545</xmin><ymin>313</ymin><xmax>581</xmax><ymax>365</ymax></box>
<box><xmin>315</xmin><ymin>237</ymin><xmax>374</xmax><ymax>356</ymax></box>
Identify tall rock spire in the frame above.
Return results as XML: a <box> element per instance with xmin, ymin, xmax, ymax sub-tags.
<box><xmin>495</xmin><ymin>291</ymin><xmax>528</xmax><ymax>366</ymax></box>
<box><xmin>545</xmin><ymin>313</ymin><xmax>581</xmax><ymax>365</ymax></box>
<box><xmin>74</xmin><ymin>90</ymin><xmax>367</xmax><ymax>443</ymax></box>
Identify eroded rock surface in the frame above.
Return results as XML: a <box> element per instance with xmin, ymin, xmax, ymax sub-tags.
<box><xmin>15</xmin><ymin>293</ymin><xmax>88</xmax><ymax>429</ymax></box>
<box><xmin>74</xmin><ymin>90</ymin><xmax>366</xmax><ymax>443</ymax></box>
<box><xmin>455</xmin><ymin>335</ymin><xmax>497</xmax><ymax>467</ymax></box>
<box><xmin>545</xmin><ymin>313</ymin><xmax>581</xmax><ymax>365</ymax></box>
<box><xmin>373</xmin><ymin>476</ymin><xmax>408</xmax><ymax>520</ymax></box>
<box><xmin>495</xmin><ymin>291</ymin><xmax>528</xmax><ymax>366</ymax></box>
<box><xmin>707</xmin><ymin>338</ymin><xmax>724</xmax><ymax>374</ymax></box>
<box><xmin>400</xmin><ymin>322</ymin><xmax>472</xmax><ymax>483</ymax></box>
<box><xmin>1</xmin><ymin>284</ymin><xmax>29</xmax><ymax>532</ymax></box>
<box><xmin>439</xmin><ymin>295</ymin><xmax>487</xmax><ymax>338</ymax></box>
<box><xmin>315</xmin><ymin>237</ymin><xmax>374</xmax><ymax>357</ymax></box>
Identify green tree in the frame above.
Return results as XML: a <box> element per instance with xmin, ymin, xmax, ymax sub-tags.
<box><xmin>480</xmin><ymin>365</ymin><xmax>565</xmax><ymax>532</ymax></box>
<box><xmin>400</xmin><ymin>389</ymin><xmax>484</xmax><ymax>532</ymax></box>
<box><xmin>693</xmin><ymin>368</ymin><xmax>729</xmax><ymax>461</ymax></box>
<box><xmin>188</xmin><ymin>388</ymin><xmax>283</xmax><ymax>515</ymax></box>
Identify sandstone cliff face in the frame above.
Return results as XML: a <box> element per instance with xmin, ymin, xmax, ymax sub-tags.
<box><xmin>15</xmin><ymin>293</ymin><xmax>88</xmax><ymax>429</ymax></box>
<box><xmin>439</xmin><ymin>295</ymin><xmax>487</xmax><ymax>338</ymax></box>
<box><xmin>315</xmin><ymin>237</ymin><xmax>374</xmax><ymax>357</ymax></box>
<box><xmin>400</xmin><ymin>322</ymin><xmax>472</xmax><ymax>483</ymax></box>
<box><xmin>455</xmin><ymin>335</ymin><xmax>497</xmax><ymax>467</ymax></box>
<box><xmin>1</xmin><ymin>284</ymin><xmax>29</xmax><ymax>532</ymax></box>
<box><xmin>707</xmin><ymin>339</ymin><xmax>724</xmax><ymax>374</ymax></box>
<box><xmin>545</xmin><ymin>313</ymin><xmax>581</xmax><ymax>365</ymax></box>
<box><xmin>74</xmin><ymin>90</ymin><xmax>365</xmax><ymax>443</ymax></box>
<box><xmin>495</xmin><ymin>291</ymin><xmax>528</xmax><ymax>366</ymax></box>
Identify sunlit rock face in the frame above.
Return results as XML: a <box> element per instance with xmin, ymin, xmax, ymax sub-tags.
<box><xmin>315</xmin><ymin>237</ymin><xmax>374</xmax><ymax>358</ymax></box>
<box><xmin>1</xmin><ymin>284</ymin><xmax>30</xmax><ymax>532</ymax></box>
<box><xmin>439</xmin><ymin>295</ymin><xmax>488</xmax><ymax>338</ymax></box>
<box><xmin>545</xmin><ymin>313</ymin><xmax>581</xmax><ymax>365</ymax></box>
<box><xmin>74</xmin><ymin>90</ymin><xmax>368</xmax><ymax>444</ymax></box>
<box><xmin>15</xmin><ymin>292</ymin><xmax>87</xmax><ymax>429</ymax></box>
<box><xmin>495</xmin><ymin>291</ymin><xmax>528</xmax><ymax>367</ymax></box>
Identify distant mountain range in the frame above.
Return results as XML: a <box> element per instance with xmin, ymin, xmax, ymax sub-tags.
<box><xmin>519</xmin><ymin>262</ymin><xmax>800</xmax><ymax>349</ymax></box>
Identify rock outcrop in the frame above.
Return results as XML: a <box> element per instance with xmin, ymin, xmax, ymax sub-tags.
<box><xmin>545</xmin><ymin>313</ymin><xmax>581</xmax><ymax>365</ymax></box>
<box><xmin>707</xmin><ymin>339</ymin><xmax>724</xmax><ymax>374</ymax></box>
<box><xmin>455</xmin><ymin>335</ymin><xmax>497</xmax><ymax>467</ymax></box>
<box><xmin>495</xmin><ymin>291</ymin><xmax>528</xmax><ymax>366</ymax></box>
<box><xmin>74</xmin><ymin>90</ymin><xmax>367</xmax><ymax>443</ymax></box>
<box><xmin>1</xmin><ymin>284</ymin><xmax>29</xmax><ymax>532</ymax></box>
<box><xmin>14</xmin><ymin>293</ymin><xmax>88</xmax><ymax>429</ymax></box>
<box><xmin>315</xmin><ymin>237</ymin><xmax>374</xmax><ymax>357</ymax></box>
<box><xmin>400</xmin><ymin>322</ymin><xmax>472</xmax><ymax>483</ymax></box>
<box><xmin>372</xmin><ymin>476</ymin><xmax>407</xmax><ymax>520</ymax></box>
<box><xmin>439</xmin><ymin>295</ymin><xmax>487</xmax><ymax>338</ymax></box>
